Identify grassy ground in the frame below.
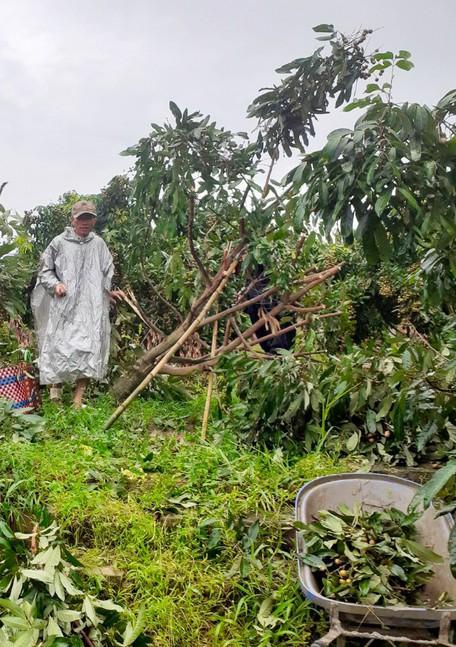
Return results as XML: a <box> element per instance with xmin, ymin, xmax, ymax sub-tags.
<box><xmin>1</xmin><ymin>392</ymin><xmax>355</xmax><ymax>646</ymax></box>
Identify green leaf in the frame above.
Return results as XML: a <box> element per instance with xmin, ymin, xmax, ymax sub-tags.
<box><xmin>20</xmin><ymin>569</ymin><xmax>53</xmax><ymax>584</ymax></box>
<box><xmin>397</xmin><ymin>187</ymin><xmax>420</xmax><ymax>211</ymax></box>
<box><xmin>369</xmin><ymin>62</ymin><xmax>392</xmax><ymax>73</ymax></box>
<box><xmin>325</xmin><ymin>128</ymin><xmax>351</xmax><ymax>160</ymax></box>
<box><xmin>47</xmin><ymin>616</ymin><xmax>63</xmax><ymax>637</ymax></box>
<box><xmin>398</xmin><ymin>50</ymin><xmax>412</xmax><ymax>59</ymax></box>
<box><xmin>377</xmin><ymin>395</ymin><xmax>394</xmax><ymax>419</ymax></box>
<box><xmin>416</xmin><ymin>422</ymin><xmax>438</xmax><ymax>453</ymax></box>
<box><xmin>359</xmin><ymin>579</ymin><xmax>370</xmax><ymax>596</ymax></box>
<box><xmin>366</xmin><ymin>409</ymin><xmax>377</xmax><ymax>434</ymax></box>
<box><xmin>32</xmin><ymin>545</ymin><xmax>61</xmax><ymax>567</ymax></box>
<box><xmin>402</xmin><ymin>539</ymin><xmax>443</xmax><ymax>564</ymax></box>
<box><xmin>392</xmin><ymin>396</ymin><xmax>406</xmax><ymax>440</ymax></box>
<box><xmin>346</xmin><ymin>430</ymin><xmax>359</xmax><ymax>452</ymax></box>
<box><xmin>372</xmin><ymin>51</ymin><xmax>394</xmax><ymax>61</ymax></box>
<box><xmin>409</xmin><ymin>138</ymin><xmax>421</xmax><ymax>162</ymax></box>
<box><xmin>410</xmin><ymin>461</ymin><xmax>456</xmax><ymax>511</ymax></box>
<box><xmin>396</xmin><ymin>59</ymin><xmax>414</xmax><ymax>71</ymax></box>
<box><xmin>374</xmin><ymin>193</ymin><xmax>390</xmax><ymax>216</ymax></box>
<box><xmin>0</xmin><ymin>599</ymin><xmax>26</xmax><ymax>616</ymax></box>
<box><xmin>11</xmin><ymin>630</ymin><xmax>37</xmax><ymax>647</ymax></box>
<box><xmin>319</xmin><ymin>511</ymin><xmax>346</xmax><ymax>534</ymax></box>
<box><xmin>257</xmin><ymin>596</ymin><xmax>276</xmax><ymax>628</ymax></box>
<box><xmin>402</xmin><ymin>349</ymin><xmax>412</xmax><ymax>369</ymax></box>
<box><xmin>123</xmin><ymin>607</ymin><xmax>146</xmax><ymax>646</ymax></box>
<box><xmin>391</xmin><ymin>564</ymin><xmax>407</xmax><ymax>581</ymax></box>
<box><xmin>412</xmin><ymin>106</ymin><xmax>430</xmax><ymax>133</ymax></box>
<box><xmin>312</xmin><ymin>23</ymin><xmax>335</xmax><ymax>33</ymax></box>
<box><xmin>82</xmin><ymin>596</ymin><xmax>98</xmax><ymax>627</ymax></box>
<box><xmin>374</xmin><ymin>221</ymin><xmax>392</xmax><ymax>260</ymax></box>
<box><xmin>301</xmin><ymin>553</ymin><xmax>326</xmax><ymax>568</ymax></box>
<box><xmin>366</xmin><ymin>83</ymin><xmax>381</xmax><ymax>94</ymax></box>
<box><xmin>340</xmin><ymin>205</ymin><xmax>354</xmax><ymax>241</ymax></box>
<box><xmin>169</xmin><ymin>101</ymin><xmax>182</xmax><ymax>122</ymax></box>
<box><xmin>55</xmin><ymin>610</ymin><xmax>82</xmax><ymax>623</ymax></box>
<box><xmin>93</xmin><ymin>598</ymin><xmax>124</xmax><ymax>613</ymax></box>
<box><xmin>343</xmin><ymin>98</ymin><xmax>372</xmax><ymax>112</ymax></box>
<box><xmin>59</xmin><ymin>572</ymin><xmax>82</xmax><ymax>596</ymax></box>
<box><xmin>0</xmin><ymin>521</ymin><xmax>14</xmax><ymax>540</ymax></box>
<box><xmin>1</xmin><ymin>615</ymin><xmax>29</xmax><ymax>630</ymax></box>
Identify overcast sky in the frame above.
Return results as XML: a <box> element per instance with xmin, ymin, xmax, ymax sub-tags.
<box><xmin>1</xmin><ymin>0</ymin><xmax>455</xmax><ymax>212</ymax></box>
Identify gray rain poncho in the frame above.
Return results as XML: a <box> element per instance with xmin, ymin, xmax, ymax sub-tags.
<box><xmin>31</xmin><ymin>227</ymin><xmax>113</xmax><ymax>385</ymax></box>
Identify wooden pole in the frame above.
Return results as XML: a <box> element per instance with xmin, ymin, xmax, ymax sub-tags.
<box><xmin>103</xmin><ymin>259</ymin><xmax>238</xmax><ymax>431</ymax></box>
<box><xmin>201</xmin><ymin>317</ymin><xmax>218</xmax><ymax>440</ymax></box>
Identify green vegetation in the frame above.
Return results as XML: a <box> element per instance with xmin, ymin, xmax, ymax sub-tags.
<box><xmin>0</xmin><ymin>20</ymin><xmax>455</xmax><ymax>645</ymax></box>
<box><xmin>0</xmin><ymin>515</ymin><xmax>132</xmax><ymax>646</ymax></box>
<box><xmin>220</xmin><ymin>327</ymin><xmax>456</xmax><ymax>463</ymax></box>
<box><xmin>0</xmin><ymin>395</ymin><xmax>353</xmax><ymax>645</ymax></box>
<box><xmin>299</xmin><ymin>504</ymin><xmax>441</xmax><ymax>606</ymax></box>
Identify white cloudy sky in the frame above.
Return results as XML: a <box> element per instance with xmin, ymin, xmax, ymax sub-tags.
<box><xmin>1</xmin><ymin>0</ymin><xmax>455</xmax><ymax>212</ymax></box>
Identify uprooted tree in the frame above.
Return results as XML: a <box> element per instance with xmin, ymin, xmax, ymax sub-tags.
<box><xmin>105</xmin><ymin>24</ymin><xmax>456</xmax><ymax>429</ymax></box>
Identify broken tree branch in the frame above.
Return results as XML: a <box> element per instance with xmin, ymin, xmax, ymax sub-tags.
<box><xmin>104</xmin><ymin>258</ymin><xmax>239</xmax><ymax>430</ymax></box>
<box><xmin>112</xmin><ymin>260</ymin><xmax>341</xmax><ymax>401</ymax></box>
<box><xmin>123</xmin><ymin>289</ymin><xmax>164</xmax><ymax>338</ymax></box>
<box><xmin>201</xmin><ymin>287</ymin><xmax>278</xmax><ymax>327</ymax></box>
<box><xmin>232</xmin><ymin>316</ymin><xmax>254</xmax><ymax>352</ymax></box>
<box><xmin>201</xmin><ymin>315</ymin><xmax>218</xmax><ymax>440</ymax></box>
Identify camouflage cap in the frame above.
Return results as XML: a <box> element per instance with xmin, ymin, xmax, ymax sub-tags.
<box><xmin>71</xmin><ymin>200</ymin><xmax>97</xmax><ymax>219</ymax></box>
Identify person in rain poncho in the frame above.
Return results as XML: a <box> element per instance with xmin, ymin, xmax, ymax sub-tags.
<box><xmin>32</xmin><ymin>200</ymin><xmax>123</xmax><ymax>408</ymax></box>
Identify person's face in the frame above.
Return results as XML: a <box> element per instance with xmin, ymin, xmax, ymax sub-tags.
<box><xmin>72</xmin><ymin>213</ymin><xmax>97</xmax><ymax>237</ymax></box>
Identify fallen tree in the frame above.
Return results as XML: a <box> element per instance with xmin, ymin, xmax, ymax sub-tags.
<box><xmin>105</xmin><ymin>25</ymin><xmax>374</xmax><ymax>428</ymax></box>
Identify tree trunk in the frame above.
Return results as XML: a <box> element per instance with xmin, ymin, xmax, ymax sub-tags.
<box><xmin>112</xmin><ymin>324</ymin><xmax>186</xmax><ymax>400</ymax></box>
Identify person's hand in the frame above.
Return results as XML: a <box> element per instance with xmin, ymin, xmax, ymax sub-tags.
<box><xmin>54</xmin><ymin>283</ymin><xmax>67</xmax><ymax>297</ymax></box>
<box><xmin>109</xmin><ymin>289</ymin><xmax>125</xmax><ymax>305</ymax></box>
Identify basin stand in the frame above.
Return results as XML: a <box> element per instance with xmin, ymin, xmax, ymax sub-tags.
<box><xmin>311</xmin><ymin>605</ymin><xmax>454</xmax><ymax>647</ymax></box>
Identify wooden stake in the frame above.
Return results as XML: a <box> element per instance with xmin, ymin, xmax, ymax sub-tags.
<box><xmin>103</xmin><ymin>259</ymin><xmax>238</xmax><ymax>431</ymax></box>
<box><xmin>201</xmin><ymin>316</ymin><xmax>218</xmax><ymax>440</ymax></box>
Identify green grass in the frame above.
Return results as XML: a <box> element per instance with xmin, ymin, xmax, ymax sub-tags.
<box><xmin>0</xmin><ymin>393</ymin><xmax>354</xmax><ymax>645</ymax></box>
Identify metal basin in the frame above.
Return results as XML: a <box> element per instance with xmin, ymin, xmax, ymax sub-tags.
<box><xmin>295</xmin><ymin>472</ymin><xmax>456</xmax><ymax>627</ymax></box>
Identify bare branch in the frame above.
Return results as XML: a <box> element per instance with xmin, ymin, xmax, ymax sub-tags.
<box><xmin>232</xmin><ymin>317</ymin><xmax>254</xmax><ymax>352</ymax></box>
<box><xmin>246</xmin><ymin>318</ymin><xmax>309</xmax><ymax>349</ymax></box>
<box><xmin>202</xmin><ymin>315</ymin><xmax>219</xmax><ymax>439</ymax></box>
<box><xmin>201</xmin><ymin>286</ymin><xmax>278</xmax><ymax>327</ymax></box>
<box><xmin>223</xmin><ymin>317</ymin><xmax>233</xmax><ymax>346</ymax></box>
<box><xmin>319</xmin><ymin>310</ymin><xmax>341</xmax><ymax>319</ymax></box>
<box><xmin>200</xmin><ymin>265</ymin><xmax>341</xmax><ymax>329</ymax></box>
<box><xmin>262</xmin><ymin>155</ymin><xmax>276</xmax><ymax>198</ymax></box>
<box><xmin>123</xmin><ymin>289</ymin><xmax>164</xmax><ymax>337</ymax></box>
<box><xmin>288</xmin><ymin>304</ymin><xmax>326</xmax><ymax>314</ymax></box>
<box><xmin>295</xmin><ymin>233</ymin><xmax>307</xmax><ymax>259</ymax></box>
<box><xmin>147</xmin><ymin>280</ymin><xmax>184</xmax><ymax>322</ymax></box>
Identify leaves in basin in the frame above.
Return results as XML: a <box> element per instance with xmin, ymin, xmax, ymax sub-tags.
<box><xmin>299</xmin><ymin>504</ymin><xmax>442</xmax><ymax>606</ymax></box>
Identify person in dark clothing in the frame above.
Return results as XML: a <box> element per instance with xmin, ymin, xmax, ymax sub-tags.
<box><xmin>244</xmin><ymin>268</ymin><xmax>296</xmax><ymax>353</ymax></box>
